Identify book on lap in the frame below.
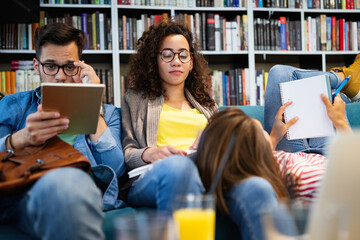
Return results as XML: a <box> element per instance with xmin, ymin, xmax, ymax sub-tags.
<box><xmin>279</xmin><ymin>75</ymin><xmax>335</xmax><ymax>140</ymax></box>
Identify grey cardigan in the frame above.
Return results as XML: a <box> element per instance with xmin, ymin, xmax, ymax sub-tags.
<box><xmin>121</xmin><ymin>89</ymin><xmax>218</xmax><ymax>170</ymax></box>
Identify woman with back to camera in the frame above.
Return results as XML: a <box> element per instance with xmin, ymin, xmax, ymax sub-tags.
<box><xmin>121</xmin><ymin>19</ymin><xmax>217</xmax><ymax>211</ymax></box>
<box><xmin>196</xmin><ymin>92</ymin><xmax>352</xmax><ymax>240</ymax></box>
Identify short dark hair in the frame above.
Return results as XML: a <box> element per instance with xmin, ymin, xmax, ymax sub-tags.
<box><xmin>34</xmin><ymin>23</ymin><xmax>86</xmax><ymax>60</ymax></box>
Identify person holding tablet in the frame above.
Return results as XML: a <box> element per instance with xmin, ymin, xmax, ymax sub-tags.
<box><xmin>121</xmin><ymin>19</ymin><xmax>217</xmax><ymax>211</ymax></box>
<box><xmin>0</xmin><ymin>23</ymin><xmax>125</xmax><ymax>240</ymax></box>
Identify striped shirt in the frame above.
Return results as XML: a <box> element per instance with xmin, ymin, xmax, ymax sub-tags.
<box><xmin>274</xmin><ymin>151</ymin><xmax>327</xmax><ymax>205</ymax></box>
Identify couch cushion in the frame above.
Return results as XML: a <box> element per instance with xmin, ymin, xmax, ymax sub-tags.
<box><xmin>346</xmin><ymin>102</ymin><xmax>360</xmax><ymax>128</ymax></box>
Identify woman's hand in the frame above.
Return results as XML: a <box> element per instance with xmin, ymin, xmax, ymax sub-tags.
<box><xmin>142</xmin><ymin>146</ymin><xmax>186</xmax><ymax>163</ymax></box>
<box><xmin>269</xmin><ymin>101</ymin><xmax>299</xmax><ymax>150</ymax></box>
<box><xmin>321</xmin><ymin>94</ymin><xmax>351</xmax><ymax>132</ymax></box>
<box><xmin>189</xmin><ymin>129</ymin><xmax>203</xmax><ymax>150</ymax></box>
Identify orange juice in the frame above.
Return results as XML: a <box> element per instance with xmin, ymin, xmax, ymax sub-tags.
<box><xmin>173</xmin><ymin>208</ymin><xmax>215</xmax><ymax>240</ymax></box>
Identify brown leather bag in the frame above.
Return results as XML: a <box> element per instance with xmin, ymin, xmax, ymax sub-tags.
<box><xmin>0</xmin><ymin>136</ymin><xmax>91</xmax><ymax>196</ymax></box>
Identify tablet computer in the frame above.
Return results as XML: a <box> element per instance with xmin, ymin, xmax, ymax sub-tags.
<box><xmin>41</xmin><ymin>82</ymin><xmax>105</xmax><ymax>135</ymax></box>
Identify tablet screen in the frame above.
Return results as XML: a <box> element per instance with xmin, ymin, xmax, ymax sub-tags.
<box><xmin>41</xmin><ymin>83</ymin><xmax>105</xmax><ymax>134</ymax></box>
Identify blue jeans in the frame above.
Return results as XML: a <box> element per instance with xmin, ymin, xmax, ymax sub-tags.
<box><xmin>0</xmin><ymin>168</ymin><xmax>104</xmax><ymax>240</ymax></box>
<box><xmin>264</xmin><ymin>65</ymin><xmax>350</xmax><ymax>154</ymax></box>
<box><xmin>127</xmin><ymin>155</ymin><xmax>204</xmax><ymax>212</ymax></box>
<box><xmin>225</xmin><ymin>177</ymin><xmax>279</xmax><ymax>240</ymax></box>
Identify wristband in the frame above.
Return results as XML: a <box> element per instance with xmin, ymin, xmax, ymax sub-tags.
<box><xmin>8</xmin><ymin>134</ymin><xmax>15</xmax><ymax>150</ymax></box>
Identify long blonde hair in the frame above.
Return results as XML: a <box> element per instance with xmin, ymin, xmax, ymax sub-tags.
<box><xmin>196</xmin><ymin>108</ymin><xmax>288</xmax><ymax>214</ymax></box>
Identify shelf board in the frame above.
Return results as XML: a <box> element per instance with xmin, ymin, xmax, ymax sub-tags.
<box><xmin>0</xmin><ymin>50</ymin><xmax>35</xmax><ymax>54</ymax></box>
<box><xmin>200</xmin><ymin>50</ymin><xmax>249</xmax><ymax>55</ymax></box>
<box><xmin>118</xmin><ymin>50</ymin><xmax>249</xmax><ymax>55</ymax></box>
<box><xmin>253</xmin><ymin>7</ymin><xmax>302</xmax><ymax>12</ymax></box>
<box><xmin>116</xmin><ymin>5</ymin><xmax>247</xmax><ymax>11</ymax></box>
<box><xmin>303</xmin><ymin>8</ymin><xmax>360</xmax><ymax>13</ymax></box>
<box><xmin>83</xmin><ymin>50</ymin><xmax>113</xmax><ymax>54</ymax></box>
<box><xmin>254</xmin><ymin>51</ymin><xmax>359</xmax><ymax>55</ymax></box>
<box><xmin>40</xmin><ymin>4</ymin><xmax>110</xmax><ymax>8</ymax></box>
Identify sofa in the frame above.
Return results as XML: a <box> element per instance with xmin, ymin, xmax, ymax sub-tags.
<box><xmin>1</xmin><ymin>102</ymin><xmax>359</xmax><ymax>240</ymax></box>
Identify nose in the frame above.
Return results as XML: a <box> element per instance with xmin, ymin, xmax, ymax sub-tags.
<box><xmin>55</xmin><ymin>67</ymin><xmax>67</xmax><ymax>82</ymax></box>
<box><xmin>170</xmin><ymin>53</ymin><xmax>182</xmax><ymax>65</ymax></box>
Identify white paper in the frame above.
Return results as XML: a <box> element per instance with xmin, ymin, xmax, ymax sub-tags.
<box><xmin>279</xmin><ymin>75</ymin><xmax>335</xmax><ymax>140</ymax></box>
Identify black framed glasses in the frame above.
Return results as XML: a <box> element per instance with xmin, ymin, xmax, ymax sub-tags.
<box><xmin>38</xmin><ymin>60</ymin><xmax>79</xmax><ymax>76</ymax></box>
<box><xmin>159</xmin><ymin>49</ymin><xmax>192</xmax><ymax>63</ymax></box>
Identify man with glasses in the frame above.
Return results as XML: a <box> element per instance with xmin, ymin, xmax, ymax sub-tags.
<box><xmin>0</xmin><ymin>23</ymin><xmax>125</xmax><ymax>240</ymax></box>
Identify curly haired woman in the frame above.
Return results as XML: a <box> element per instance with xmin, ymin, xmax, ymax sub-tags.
<box><xmin>121</xmin><ymin>19</ymin><xmax>217</xmax><ymax>211</ymax></box>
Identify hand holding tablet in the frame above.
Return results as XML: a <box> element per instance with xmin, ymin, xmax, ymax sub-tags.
<box><xmin>41</xmin><ymin>83</ymin><xmax>105</xmax><ymax>134</ymax></box>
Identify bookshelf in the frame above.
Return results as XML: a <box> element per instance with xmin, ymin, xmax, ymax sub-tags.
<box><xmin>1</xmin><ymin>0</ymin><xmax>359</xmax><ymax>107</ymax></box>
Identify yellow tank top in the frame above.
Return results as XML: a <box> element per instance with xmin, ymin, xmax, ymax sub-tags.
<box><xmin>157</xmin><ymin>104</ymin><xmax>208</xmax><ymax>150</ymax></box>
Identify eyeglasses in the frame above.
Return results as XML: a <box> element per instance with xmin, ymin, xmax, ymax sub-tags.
<box><xmin>159</xmin><ymin>49</ymin><xmax>192</xmax><ymax>63</ymax></box>
<box><xmin>38</xmin><ymin>60</ymin><xmax>79</xmax><ymax>76</ymax></box>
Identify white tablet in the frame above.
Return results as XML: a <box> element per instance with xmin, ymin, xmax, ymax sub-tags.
<box><xmin>41</xmin><ymin>82</ymin><xmax>105</xmax><ymax>135</ymax></box>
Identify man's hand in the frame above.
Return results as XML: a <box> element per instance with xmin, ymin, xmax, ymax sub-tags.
<box><xmin>270</xmin><ymin>101</ymin><xmax>299</xmax><ymax>150</ymax></box>
<box><xmin>11</xmin><ymin>104</ymin><xmax>69</xmax><ymax>149</ymax></box>
<box><xmin>73</xmin><ymin>60</ymin><xmax>107</xmax><ymax>141</ymax></box>
<box><xmin>142</xmin><ymin>146</ymin><xmax>186</xmax><ymax>163</ymax></box>
<box><xmin>321</xmin><ymin>94</ymin><xmax>351</xmax><ymax>132</ymax></box>
<box><xmin>72</xmin><ymin>60</ymin><xmax>100</xmax><ymax>84</ymax></box>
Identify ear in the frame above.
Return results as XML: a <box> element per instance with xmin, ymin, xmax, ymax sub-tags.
<box><xmin>189</xmin><ymin>58</ymin><xmax>193</xmax><ymax>72</ymax></box>
<box><xmin>33</xmin><ymin>58</ymin><xmax>40</xmax><ymax>75</ymax></box>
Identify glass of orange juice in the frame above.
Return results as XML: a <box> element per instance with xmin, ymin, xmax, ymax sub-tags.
<box><xmin>173</xmin><ymin>194</ymin><xmax>216</xmax><ymax>240</ymax></box>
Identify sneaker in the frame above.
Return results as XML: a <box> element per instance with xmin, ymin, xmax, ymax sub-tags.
<box><xmin>330</xmin><ymin>53</ymin><xmax>360</xmax><ymax>101</ymax></box>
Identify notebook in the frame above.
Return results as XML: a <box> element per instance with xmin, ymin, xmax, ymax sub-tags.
<box><xmin>41</xmin><ymin>83</ymin><xmax>105</xmax><ymax>135</ymax></box>
<box><xmin>279</xmin><ymin>75</ymin><xmax>335</xmax><ymax>140</ymax></box>
<box><xmin>307</xmin><ymin>131</ymin><xmax>360</xmax><ymax>240</ymax></box>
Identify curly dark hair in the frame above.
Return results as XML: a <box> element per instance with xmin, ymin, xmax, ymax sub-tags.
<box><xmin>129</xmin><ymin>19</ymin><xmax>215</xmax><ymax>108</ymax></box>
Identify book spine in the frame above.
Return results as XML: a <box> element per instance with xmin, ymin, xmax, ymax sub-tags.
<box><xmin>225</xmin><ymin>21</ymin><xmax>232</xmax><ymax>51</ymax></box>
<box><xmin>320</xmin><ymin>14</ymin><xmax>327</xmax><ymax>51</ymax></box>
<box><xmin>95</xmin><ymin>12</ymin><xmax>101</xmax><ymax>50</ymax></box>
<box><xmin>280</xmin><ymin>17</ymin><xmax>287</xmax><ymax>50</ymax></box>
<box><xmin>206</xmin><ymin>13</ymin><xmax>215</xmax><ymax>50</ymax></box>
<box><xmin>326</xmin><ymin>16</ymin><xmax>331</xmax><ymax>50</ymax></box>
<box><xmin>92</xmin><ymin>13</ymin><xmax>97</xmax><ymax>50</ymax></box>
<box><xmin>99</xmin><ymin>13</ymin><xmax>105</xmax><ymax>50</ymax></box>
<box><xmin>339</xmin><ymin>18</ymin><xmax>344</xmax><ymax>50</ymax></box>
<box><xmin>81</xmin><ymin>13</ymin><xmax>88</xmax><ymax>50</ymax></box>
<box><xmin>331</xmin><ymin>16</ymin><xmax>337</xmax><ymax>50</ymax></box>
<box><xmin>214</xmin><ymin>14</ymin><xmax>221</xmax><ymax>51</ymax></box>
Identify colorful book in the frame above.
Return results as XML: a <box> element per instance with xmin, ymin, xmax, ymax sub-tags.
<box><xmin>280</xmin><ymin>17</ymin><xmax>287</xmax><ymax>50</ymax></box>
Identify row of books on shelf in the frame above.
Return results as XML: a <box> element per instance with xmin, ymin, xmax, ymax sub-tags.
<box><xmin>305</xmin><ymin>15</ymin><xmax>360</xmax><ymax>51</ymax></box>
<box><xmin>41</xmin><ymin>0</ymin><xmax>110</xmax><ymax>4</ymax></box>
<box><xmin>254</xmin><ymin>17</ymin><xmax>301</xmax><ymax>51</ymax></box>
<box><xmin>254</xmin><ymin>0</ymin><xmax>360</xmax><ymax>8</ymax></box>
<box><xmin>0</xmin><ymin>11</ymin><xmax>112</xmax><ymax>51</ymax></box>
<box><xmin>118</xmin><ymin>13</ymin><xmax>169</xmax><ymax>50</ymax></box>
<box><xmin>0</xmin><ymin>70</ymin><xmax>40</xmax><ymax>95</ymax></box>
<box><xmin>119</xmin><ymin>13</ymin><xmax>248</xmax><ymax>51</ymax></box>
<box><xmin>180</xmin><ymin>13</ymin><xmax>248</xmax><ymax>51</ymax></box>
<box><xmin>254</xmin><ymin>0</ymin><xmax>302</xmax><ymax>8</ymax></box>
<box><xmin>211</xmin><ymin>68</ymin><xmax>268</xmax><ymax>106</ymax></box>
<box><xmin>319</xmin><ymin>0</ymin><xmax>360</xmax><ymax>9</ymax></box>
<box><xmin>40</xmin><ymin>11</ymin><xmax>112</xmax><ymax>50</ymax></box>
<box><xmin>118</xmin><ymin>0</ymin><xmax>246</xmax><ymax>7</ymax></box>
<box><xmin>94</xmin><ymin>68</ymin><xmax>114</xmax><ymax>105</ymax></box>
<box><xmin>0</xmin><ymin>23</ymin><xmax>39</xmax><ymax>50</ymax></box>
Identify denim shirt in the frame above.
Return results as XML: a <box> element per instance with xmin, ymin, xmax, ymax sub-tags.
<box><xmin>0</xmin><ymin>87</ymin><xmax>127</xmax><ymax>210</ymax></box>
